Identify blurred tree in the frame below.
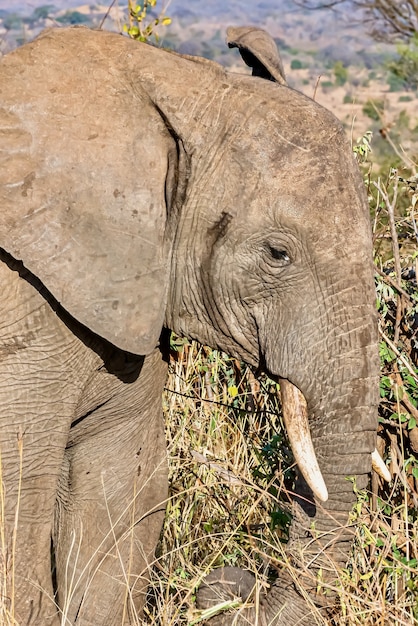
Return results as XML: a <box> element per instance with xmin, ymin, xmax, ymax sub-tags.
<box><xmin>386</xmin><ymin>32</ymin><xmax>418</xmax><ymax>90</ymax></box>
<box><xmin>56</xmin><ymin>11</ymin><xmax>90</xmax><ymax>25</ymax></box>
<box><xmin>3</xmin><ymin>13</ymin><xmax>23</xmax><ymax>30</ymax></box>
<box><xmin>32</xmin><ymin>6</ymin><xmax>55</xmax><ymax>20</ymax></box>
<box><xmin>294</xmin><ymin>1</ymin><xmax>418</xmax><ymax>42</ymax></box>
<box><xmin>333</xmin><ymin>60</ymin><xmax>348</xmax><ymax>85</ymax></box>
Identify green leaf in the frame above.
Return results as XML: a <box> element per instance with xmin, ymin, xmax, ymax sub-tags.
<box><xmin>379</xmin><ymin>342</ymin><xmax>396</xmax><ymax>363</ymax></box>
<box><xmin>379</xmin><ymin>375</ymin><xmax>392</xmax><ymax>397</ymax></box>
<box><xmin>406</xmin><ymin>375</ymin><xmax>417</xmax><ymax>389</ymax></box>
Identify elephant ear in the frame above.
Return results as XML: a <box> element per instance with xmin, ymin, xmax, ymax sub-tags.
<box><xmin>226</xmin><ymin>26</ymin><xmax>287</xmax><ymax>85</ymax></box>
<box><xmin>0</xmin><ymin>33</ymin><xmax>181</xmax><ymax>355</ymax></box>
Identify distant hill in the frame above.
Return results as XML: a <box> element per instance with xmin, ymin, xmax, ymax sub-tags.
<box><xmin>0</xmin><ymin>0</ymin><xmax>388</xmax><ymax>68</ymax></box>
<box><xmin>0</xmin><ymin>0</ymin><xmax>416</xmax><ymax>163</ymax></box>
<box><xmin>0</xmin><ymin>0</ymin><xmax>311</xmax><ymax>17</ymax></box>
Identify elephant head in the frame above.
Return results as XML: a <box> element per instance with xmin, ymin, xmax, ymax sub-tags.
<box><xmin>0</xmin><ymin>26</ymin><xmax>386</xmax><ymax>624</ymax></box>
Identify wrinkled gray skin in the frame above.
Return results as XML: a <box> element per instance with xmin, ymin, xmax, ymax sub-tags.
<box><xmin>0</xmin><ymin>25</ymin><xmax>379</xmax><ymax>625</ymax></box>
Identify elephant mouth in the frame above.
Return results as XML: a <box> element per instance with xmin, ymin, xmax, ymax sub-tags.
<box><xmin>278</xmin><ymin>378</ymin><xmax>390</xmax><ymax>502</ymax></box>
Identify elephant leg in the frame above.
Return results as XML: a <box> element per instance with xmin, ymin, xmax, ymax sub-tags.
<box><xmin>0</xmin><ymin>362</ymin><xmax>67</xmax><ymax>626</ymax></box>
<box><xmin>53</xmin><ymin>347</ymin><xmax>168</xmax><ymax>626</ymax></box>
<box><xmin>0</xmin><ymin>258</ymin><xmax>90</xmax><ymax>626</ymax></box>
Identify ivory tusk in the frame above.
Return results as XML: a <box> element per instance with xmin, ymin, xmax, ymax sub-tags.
<box><xmin>279</xmin><ymin>379</ymin><xmax>328</xmax><ymax>502</ymax></box>
<box><xmin>371</xmin><ymin>448</ymin><xmax>391</xmax><ymax>482</ymax></box>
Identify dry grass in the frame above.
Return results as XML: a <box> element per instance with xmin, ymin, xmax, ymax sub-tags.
<box><xmin>145</xmin><ymin>349</ymin><xmax>288</xmax><ymax>624</ymax></box>
<box><xmin>143</xmin><ymin>343</ymin><xmax>417</xmax><ymax>625</ymax></box>
<box><xmin>0</xmin><ymin>432</ymin><xmax>23</xmax><ymax>626</ymax></box>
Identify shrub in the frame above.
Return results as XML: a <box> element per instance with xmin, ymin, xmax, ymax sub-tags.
<box><xmin>32</xmin><ymin>5</ymin><xmax>55</xmax><ymax>20</ymax></box>
<box><xmin>290</xmin><ymin>58</ymin><xmax>304</xmax><ymax>70</ymax></box>
<box><xmin>388</xmin><ymin>72</ymin><xmax>408</xmax><ymax>92</ymax></box>
<box><xmin>386</xmin><ymin>33</ymin><xmax>418</xmax><ymax>92</ymax></box>
<box><xmin>3</xmin><ymin>13</ymin><xmax>23</xmax><ymax>30</ymax></box>
<box><xmin>56</xmin><ymin>11</ymin><xmax>90</xmax><ymax>25</ymax></box>
<box><xmin>320</xmin><ymin>79</ymin><xmax>334</xmax><ymax>91</ymax></box>
<box><xmin>333</xmin><ymin>60</ymin><xmax>348</xmax><ymax>86</ymax></box>
<box><xmin>362</xmin><ymin>98</ymin><xmax>385</xmax><ymax>121</ymax></box>
<box><xmin>399</xmin><ymin>95</ymin><xmax>413</xmax><ymax>102</ymax></box>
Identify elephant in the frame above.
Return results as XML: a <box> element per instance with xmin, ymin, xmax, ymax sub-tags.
<box><xmin>0</xmin><ymin>24</ymin><xmax>389</xmax><ymax>626</ymax></box>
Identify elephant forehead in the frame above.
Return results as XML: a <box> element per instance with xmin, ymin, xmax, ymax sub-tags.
<box><xmin>228</xmin><ymin>76</ymin><xmax>345</xmax><ymax>152</ymax></box>
<box><xmin>233</xmin><ymin>145</ymin><xmax>369</xmax><ymax>238</ymax></box>
<box><xmin>254</xmin><ymin>135</ymin><xmax>368</xmax><ymax>240</ymax></box>
<box><xmin>221</xmin><ymin>92</ymin><xmax>367</xmax><ymax>230</ymax></box>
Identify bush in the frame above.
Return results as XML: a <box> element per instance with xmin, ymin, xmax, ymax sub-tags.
<box><xmin>56</xmin><ymin>11</ymin><xmax>90</xmax><ymax>25</ymax></box>
<box><xmin>32</xmin><ymin>5</ymin><xmax>55</xmax><ymax>20</ymax></box>
<box><xmin>362</xmin><ymin>98</ymin><xmax>385</xmax><ymax>121</ymax></box>
<box><xmin>320</xmin><ymin>79</ymin><xmax>334</xmax><ymax>91</ymax></box>
<box><xmin>290</xmin><ymin>58</ymin><xmax>304</xmax><ymax>70</ymax></box>
<box><xmin>333</xmin><ymin>60</ymin><xmax>348</xmax><ymax>86</ymax></box>
<box><xmin>388</xmin><ymin>72</ymin><xmax>409</xmax><ymax>92</ymax></box>
<box><xmin>386</xmin><ymin>33</ymin><xmax>418</xmax><ymax>91</ymax></box>
<box><xmin>3</xmin><ymin>13</ymin><xmax>23</xmax><ymax>30</ymax></box>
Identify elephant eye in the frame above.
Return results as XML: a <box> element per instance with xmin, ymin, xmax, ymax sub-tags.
<box><xmin>268</xmin><ymin>246</ymin><xmax>291</xmax><ymax>264</ymax></box>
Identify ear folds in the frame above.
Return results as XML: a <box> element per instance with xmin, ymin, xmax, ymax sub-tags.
<box><xmin>226</xmin><ymin>26</ymin><xmax>287</xmax><ymax>85</ymax></box>
<box><xmin>0</xmin><ymin>33</ymin><xmax>180</xmax><ymax>355</ymax></box>
<box><xmin>1</xmin><ymin>116</ymin><xmax>173</xmax><ymax>356</ymax></box>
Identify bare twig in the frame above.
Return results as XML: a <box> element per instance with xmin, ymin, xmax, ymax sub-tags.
<box><xmin>312</xmin><ymin>75</ymin><xmax>321</xmax><ymax>101</ymax></box>
<box><xmin>374</xmin><ymin>176</ymin><xmax>404</xmax><ymax>344</ymax></box>
<box><xmin>375</xmin><ymin>267</ymin><xmax>413</xmax><ymax>304</ymax></box>
<box><xmin>379</xmin><ymin>327</ymin><xmax>418</xmax><ymax>382</ymax></box>
<box><xmin>98</xmin><ymin>0</ymin><xmax>118</xmax><ymax>30</ymax></box>
<box><xmin>190</xmin><ymin>451</ymin><xmax>242</xmax><ymax>485</ymax></box>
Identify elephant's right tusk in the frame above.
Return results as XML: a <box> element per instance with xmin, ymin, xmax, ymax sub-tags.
<box><xmin>279</xmin><ymin>379</ymin><xmax>329</xmax><ymax>502</ymax></box>
<box><xmin>371</xmin><ymin>448</ymin><xmax>391</xmax><ymax>482</ymax></box>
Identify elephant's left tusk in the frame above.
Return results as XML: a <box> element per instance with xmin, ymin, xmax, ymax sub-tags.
<box><xmin>279</xmin><ymin>379</ymin><xmax>328</xmax><ymax>502</ymax></box>
<box><xmin>371</xmin><ymin>448</ymin><xmax>391</xmax><ymax>482</ymax></box>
